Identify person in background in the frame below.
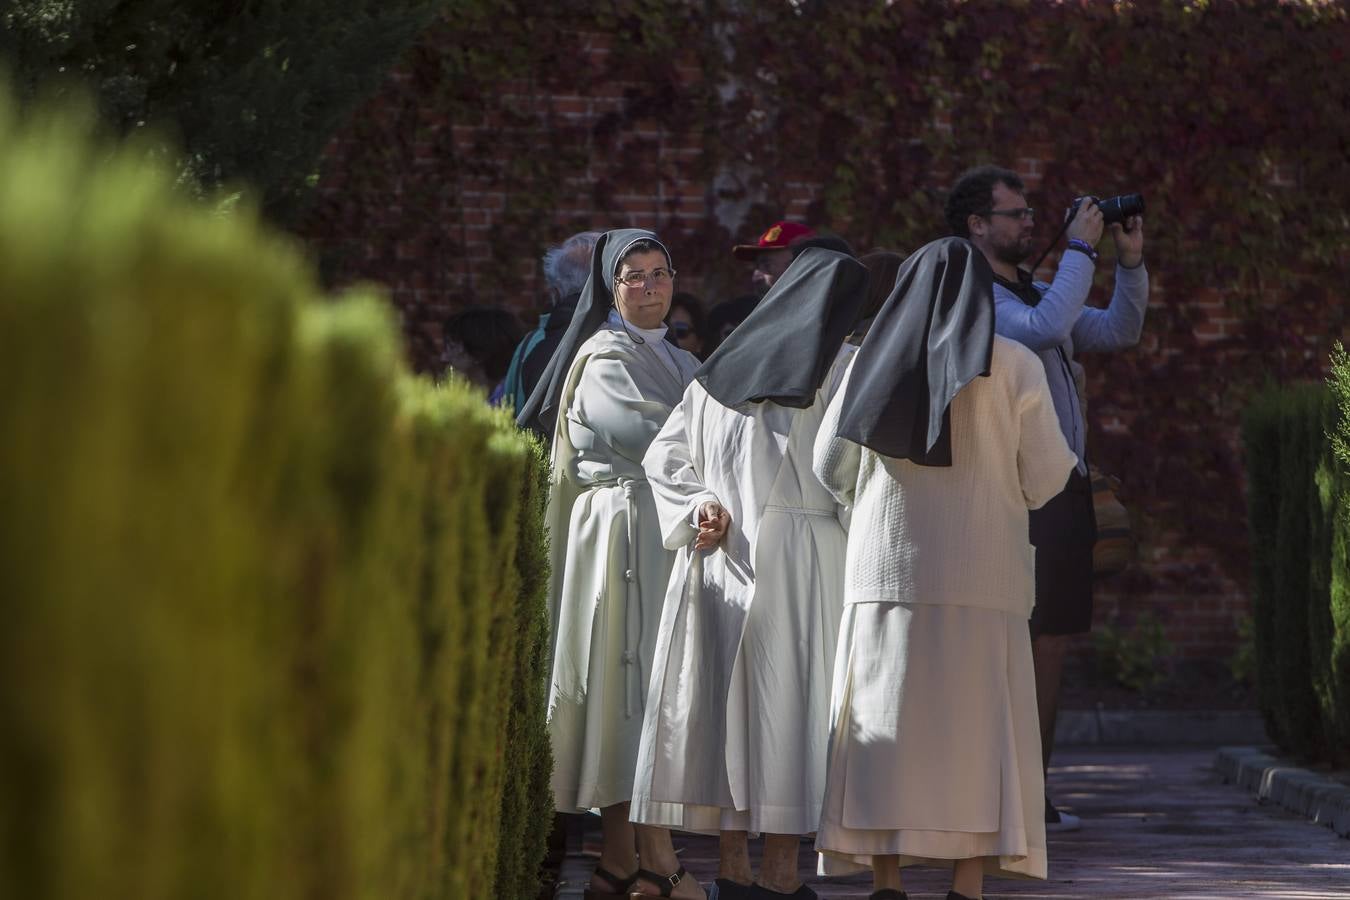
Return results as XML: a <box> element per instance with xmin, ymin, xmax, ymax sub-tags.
<box><xmin>666</xmin><ymin>292</ymin><xmax>708</xmax><ymax>359</ymax></box>
<box><xmin>707</xmin><ymin>229</ymin><xmax>854</xmax><ymax>356</ymax></box>
<box><xmin>852</xmin><ymin>250</ymin><xmax>905</xmax><ymax>344</ymax></box>
<box><xmin>732</xmin><ymin>220</ymin><xmax>818</xmax><ymax>297</ymax></box>
<box><xmin>442</xmin><ymin>305</ymin><xmax>523</xmax><ymax>404</ymax></box>
<box><xmin>704</xmin><ymin>294</ymin><xmax>760</xmax><ymax>356</ymax></box>
<box><xmin>945</xmin><ymin>165</ymin><xmax>1147</xmax><ymax>832</ymax></box>
<box><xmin>502</xmin><ymin>230</ymin><xmax>603</xmax><ymax>420</ymax></box>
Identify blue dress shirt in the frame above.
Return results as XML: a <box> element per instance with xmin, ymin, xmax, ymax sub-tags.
<box><xmin>993</xmin><ymin>252</ymin><xmax>1149</xmax><ymax>475</ymax></box>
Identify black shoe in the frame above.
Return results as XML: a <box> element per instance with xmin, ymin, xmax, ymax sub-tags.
<box><xmin>751</xmin><ymin>883</ymin><xmax>817</xmax><ymax>900</ymax></box>
<box><xmin>868</xmin><ymin>891</ymin><xmax>907</xmax><ymax>900</ymax></box>
<box><xmin>711</xmin><ymin>878</ymin><xmax>755</xmax><ymax>900</ymax></box>
<box><xmin>1044</xmin><ymin>794</ymin><xmax>1082</xmax><ymax>832</ymax></box>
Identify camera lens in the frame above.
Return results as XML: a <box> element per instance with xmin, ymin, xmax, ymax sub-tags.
<box><xmin>1098</xmin><ymin>193</ymin><xmax>1145</xmax><ymax>226</ymax></box>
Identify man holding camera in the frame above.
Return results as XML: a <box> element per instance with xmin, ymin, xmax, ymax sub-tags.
<box><xmin>945</xmin><ymin>165</ymin><xmax>1148</xmax><ymax>832</ymax></box>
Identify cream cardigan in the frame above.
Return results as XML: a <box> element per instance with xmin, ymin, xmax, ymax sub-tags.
<box><xmin>813</xmin><ymin>335</ymin><xmax>1077</xmax><ymax>617</ymax></box>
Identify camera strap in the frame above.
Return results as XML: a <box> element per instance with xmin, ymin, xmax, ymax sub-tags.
<box><xmin>1028</xmin><ymin>199</ymin><xmax>1083</xmax><ymax>275</ymax></box>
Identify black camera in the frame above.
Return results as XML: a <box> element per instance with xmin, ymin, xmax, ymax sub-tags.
<box><xmin>1030</xmin><ymin>191</ymin><xmax>1148</xmax><ymax>273</ymax></box>
<box><xmin>1072</xmin><ymin>193</ymin><xmax>1145</xmax><ymax>226</ymax></box>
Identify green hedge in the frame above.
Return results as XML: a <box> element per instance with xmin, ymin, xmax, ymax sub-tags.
<box><xmin>1242</xmin><ymin>388</ymin><xmax>1285</xmax><ymax>746</ymax></box>
<box><xmin>0</xmin><ymin>94</ymin><xmax>550</xmax><ymax>899</ymax></box>
<box><xmin>1242</xmin><ymin>352</ymin><xmax>1350</xmax><ymax>765</ymax></box>
<box><xmin>1322</xmin><ymin>346</ymin><xmax>1350</xmax><ymax>758</ymax></box>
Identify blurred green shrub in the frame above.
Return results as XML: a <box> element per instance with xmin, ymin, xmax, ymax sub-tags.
<box><xmin>1243</xmin><ymin>387</ymin><xmax>1286</xmax><ymax>745</ymax></box>
<box><xmin>1272</xmin><ymin>386</ymin><xmax>1326</xmax><ymax>757</ymax></box>
<box><xmin>0</xmin><ymin>91</ymin><xmax>550</xmax><ymax>900</ymax></box>
<box><xmin>1093</xmin><ymin>612</ymin><xmax>1174</xmax><ymax>693</ymax></box>
<box><xmin>1320</xmin><ymin>346</ymin><xmax>1350</xmax><ymax>761</ymax></box>
<box><xmin>1242</xmin><ymin>364</ymin><xmax>1350</xmax><ymax>765</ymax></box>
<box><xmin>1</xmin><ymin>0</ymin><xmax>444</xmax><ymax>221</ymax></box>
<box><xmin>1228</xmin><ymin>612</ymin><xmax>1256</xmax><ymax>686</ymax></box>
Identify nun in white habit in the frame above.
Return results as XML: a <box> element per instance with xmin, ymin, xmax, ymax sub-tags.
<box><xmin>632</xmin><ymin>247</ymin><xmax>869</xmax><ymax>900</ymax></box>
<box><xmin>517</xmin><ymin>228</ymin><xmax>705</xmax><ymax>900</ymax></box>
<box><xmin>812</xmin><ymin>238</ymin><xmax>1076</xmax><ymax>900</ymax></box>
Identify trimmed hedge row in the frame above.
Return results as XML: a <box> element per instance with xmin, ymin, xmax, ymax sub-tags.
<box><xmin>1242</xmin><ymin>348</ymin><xmax>1350</xmax><ymax>765</ymax></box>
<box><xmin>0</xmin><ymin>96</ymin><xmax>551</xmax><ymax>899</ymax></box>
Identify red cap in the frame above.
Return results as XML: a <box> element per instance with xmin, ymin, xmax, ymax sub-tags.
<box><xmin>732</xmin><ymin>221</ymin><xmax>817</xmax><ymax>260</ymax></box>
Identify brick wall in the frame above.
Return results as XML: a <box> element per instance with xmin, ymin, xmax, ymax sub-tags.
<box><xmin>299</xmin><ymin>25</ymin><xmax>1348</xmax><ymax>670</ymax></box>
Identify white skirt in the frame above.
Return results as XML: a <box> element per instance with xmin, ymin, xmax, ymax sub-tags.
<box><xmin>631</xmin><ymin>508</ymin><xmax>846</xmax><ymax>836</ymax></box>
<box><xmin>816</xmin><ymin>601</ymin><xmax>1046</xmax><ymax>880</ymax></box>
<box><xmin>549</xmin><ymin>482</ymin><xmax>674</xmax><ymax>812</ymax></box>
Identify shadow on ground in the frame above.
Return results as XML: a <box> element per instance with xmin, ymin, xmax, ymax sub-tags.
<box><xmin>559</xmin><ymin>748</ymin><xmax>1350</xmax><ymax>899</ymax></box>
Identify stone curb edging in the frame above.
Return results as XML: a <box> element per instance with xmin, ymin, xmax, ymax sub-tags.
<box><xmin>1215</xmin><ymin>745</ymin><xmax>1350</xmax><ymax>838</ymax></box>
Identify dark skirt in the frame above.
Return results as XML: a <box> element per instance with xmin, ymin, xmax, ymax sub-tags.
<box><xmin>1028</xmin><ymin>469</ymin><xmax>1097</xmax><ymax>637</ymax></box>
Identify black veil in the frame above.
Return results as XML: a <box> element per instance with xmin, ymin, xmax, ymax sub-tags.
<box><xmin>695</xmin><ymin>247</ymin><xmax>869</xmax><ymax>409</ymax></box>
<box><xmin>834</xmin><ymin>237</ymin><xmax>995</xmax><ymax>465</ymax></box>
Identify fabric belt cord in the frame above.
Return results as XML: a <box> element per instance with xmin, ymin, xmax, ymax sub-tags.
<box><xmin>762</xmin><ymin>504</ymin><xmax>836</xmax><ymax>518</ymax></box>
<box><xmin>619</xmin><ymin>476</ymin><xmax>645</xmax><ymax>719</ymax></box>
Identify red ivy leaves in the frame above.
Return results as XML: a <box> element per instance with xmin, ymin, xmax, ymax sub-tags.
<box><xmin>303</xmin><ymin>0</ymin><xmax>1350</xmax><ymax>606</ymax></box>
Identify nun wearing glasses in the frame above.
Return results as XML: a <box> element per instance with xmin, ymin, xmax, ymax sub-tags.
<box><xmin>518</xmin><ymin>229</ymin><xmax>706</xmax><ymax>900</ymax></box>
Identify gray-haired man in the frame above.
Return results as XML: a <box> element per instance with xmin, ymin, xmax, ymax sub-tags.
<box><xmin>502</xmin><ymin>230</ymin><xmax>602</xmax><ymax>423</ymax></box>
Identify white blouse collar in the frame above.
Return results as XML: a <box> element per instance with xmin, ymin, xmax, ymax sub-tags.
<box><xmin>605</xmin><ymin>308</ymin><xmax>682</xmax><ymax>383</ymax></box>
<box><xmin>607</xmin><ymin>308</ymin><xmax>669</xmax><ymax>342</ymax></box>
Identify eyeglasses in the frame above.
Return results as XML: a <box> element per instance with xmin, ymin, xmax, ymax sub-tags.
<box><xmin>616</xmin><ymin>267</ymin><xmax>676</xmax><ymax>287</ymax></box>
<box><xmin>982</xmin><ymin>207</ymin><xmax>1036</xmax><ymax>221</ymax></box>
<box><xmin>671</xmin><ymin>322</ymin><xmax>693</xmax><ymax>337</ymax></box>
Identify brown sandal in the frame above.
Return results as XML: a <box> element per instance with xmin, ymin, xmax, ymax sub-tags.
<box><xmin>629</xmin><ymin>865</ymin><xmax>691</xmax><ymax>897</ymax></box>
<box><xmin>583</xmin><ymin>864</ymin><xmax>638</xmax><ymax>900</ymax></box>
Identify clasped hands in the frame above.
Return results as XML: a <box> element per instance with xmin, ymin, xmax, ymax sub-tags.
<box><xmin>695</xmin><ymin>500</ymin><xmax>731</xmax><ymax>551</ymax></box>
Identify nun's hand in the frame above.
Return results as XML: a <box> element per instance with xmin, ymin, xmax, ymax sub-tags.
<box><xmin>695</xmin><ymin>500</ymin><xmax>731</xmax><ymax>550</ymax></box>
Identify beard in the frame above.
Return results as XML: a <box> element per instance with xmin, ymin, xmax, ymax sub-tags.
<box><xmin>991</xmin><ymin>233</ymin><xmax>1033</xmax><ymax>266</ymax></box>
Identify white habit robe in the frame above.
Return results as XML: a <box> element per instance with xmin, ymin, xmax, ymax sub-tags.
<box><xmin>812</xmin><ymin>336</ymin><xmax>1076</xmax><ymax>880</ymax></box>
<box><xmin>630</xmin><ymin>346</ymin><xmax>855</xmax><ymax>836</ymax></box>
<box><xmin>546</xmin><ymin>315</ymin><xmax>700</xmax><ymax>813</ymax></box>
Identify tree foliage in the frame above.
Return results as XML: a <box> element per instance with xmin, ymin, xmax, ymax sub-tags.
<box><xmin>1</xmin><ymin>0</ymin><xmax>443</xmax><ymax>220</ymax></box>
